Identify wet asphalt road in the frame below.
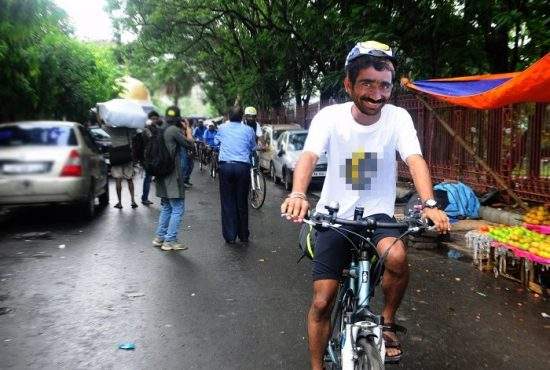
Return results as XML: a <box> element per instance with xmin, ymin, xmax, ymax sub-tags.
<box><xmin>0</xmin><ymin>168</ymin><xmax>549</xmax><ymax>369</ymax></box>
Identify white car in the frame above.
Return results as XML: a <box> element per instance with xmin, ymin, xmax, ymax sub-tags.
<box><xmin>258</xmin><ymin>123</ymin><xmax>302</xmax><ymax>172</ymax></box>
<box><xmin>0</xmin><ymin>121</ymin><xmax>109</xmax><ymax>219</ymax></box>
<box><xmin>270</xmin><ymin>129</ymin><xmax>327</xmax><ymax>190</ymax></box>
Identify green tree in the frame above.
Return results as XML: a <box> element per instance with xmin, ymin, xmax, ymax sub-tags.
<box><xmin>109</xmin><ymin>0</ymin><xmax>549</xmax><ymax>118</ymax></box>
<box><xmin>0</xmin><ymin>0</ymin><xmax>122</xmax><ymax>123</ymax></box>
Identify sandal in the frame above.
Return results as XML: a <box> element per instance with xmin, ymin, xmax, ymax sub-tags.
<box><xmin>382</xmin><ymin>323</ymin><xmax>407</xmax><ymax>364</ymax></box>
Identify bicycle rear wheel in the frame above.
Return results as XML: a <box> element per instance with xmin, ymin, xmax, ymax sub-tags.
<box><xmin>249</xmin><ymin>169</ymin><xmax>266</xmax><ymax>209</ymax></box>
<box><xmin>355</xmin><ymin>338</ymin><xmax>384</xmax><ymax>370</ymax></box>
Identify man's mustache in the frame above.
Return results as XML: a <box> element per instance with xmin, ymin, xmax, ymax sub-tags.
<box><xmin>362</xmin><ymin>97</ymin><xmax>386</xmax><ymax>104</ymax></box>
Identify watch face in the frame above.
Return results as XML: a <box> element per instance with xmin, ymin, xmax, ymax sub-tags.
<box><xmin>426</xmin><ymin>199</ymin><xmax>438</xmax><ymax>208</ymax></box>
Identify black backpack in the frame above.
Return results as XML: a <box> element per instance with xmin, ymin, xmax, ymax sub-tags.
<box><xmin>131</xmin><ymin>132</ymin><xmax>145</xmax><ymax>163</ymax></box>
<box><xmin>143</xmin><ymin>126</ymin><xmax>175</xmax><ymax>177</ymax></box>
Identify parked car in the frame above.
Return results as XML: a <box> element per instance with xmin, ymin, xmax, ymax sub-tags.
<box><xmin>88</xmin><ymin>126</ymin><xmax>112</xmax><ymax>153</ymax></box>
<box><xmin>270</xmin><ymin>129</ymin><xmax>328</xmax><ymax>190</ymax></box>
<box><xmin>258</xmin><ymin>123</ymin><xmax>301</xmax><ymax>172</ymax></box>
<box><xmin>0</xmin><ymin>121</ymin><xmax>109</xmax><ymax>219</ymax></box>
<box><xmin>88</xmin><ymin>126</ymin><xmax>112</xmax><ymax>172</ymax></box>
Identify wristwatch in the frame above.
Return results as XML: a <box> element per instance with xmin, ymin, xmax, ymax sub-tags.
<box><xmin>424</xmin><ymin>198</ymin><xmax>438</xmax><ymax>209</ymax></box>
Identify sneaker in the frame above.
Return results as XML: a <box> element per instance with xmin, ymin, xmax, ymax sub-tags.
<box><xmin>183</xmin><ymin>181</ymin><xmax>193</xmax><ymax>188</ymax></box>
<box><xmin>161</xmin><ymin>241</ymin><xmax>188</xmax><ymax>251</ymax></box>
<box><xmin>142</xmin><ymin>200</ymin><xmax>153</xmax><ymax>205</ymax></box>
<box><xmin>152</xmin><ymin>237</ymin><xmax>164</xmax><ymax>247</ymax></box>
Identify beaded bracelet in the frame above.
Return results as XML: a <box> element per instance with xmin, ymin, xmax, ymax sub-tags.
<box><xmin>288</xmin><ymin>192</ymin><xmax>307</xmax><ymax>200</ymax></box>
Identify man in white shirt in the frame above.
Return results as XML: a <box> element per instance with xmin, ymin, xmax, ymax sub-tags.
<box><xmin>281</xmin><ymin>41</ymin><xmax>450</xmax><ymax>368</ymax></box>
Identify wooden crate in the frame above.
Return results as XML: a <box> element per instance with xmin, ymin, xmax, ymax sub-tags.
<box><xmin>466</xmin><ymin>231</ymin><xmax>494</xmax><ymax>271</ymax></box>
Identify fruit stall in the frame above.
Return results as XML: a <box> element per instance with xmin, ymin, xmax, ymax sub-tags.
<box><xmin>466</xmin><ymin>206</ymin><xmax>550</xmax><ymax>295</ymax></box>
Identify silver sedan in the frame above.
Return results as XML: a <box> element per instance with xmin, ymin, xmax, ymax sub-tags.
<box><xmin>0</xmin><ymin>121</ymin><xmax>109</xmax><ymax>219</ymax></box>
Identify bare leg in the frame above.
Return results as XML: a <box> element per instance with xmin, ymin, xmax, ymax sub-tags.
<box><xmin>115</xmin><ymin>178</ymin><xmax>122</xmax><ymax>206</ymax></box>
<box><xmin>308</xmin><ymin>279</ymin><xmax>339</xmax><ymax>370</ymax></box>
<box><xmin>376</xmin><ymin>237</ymin><xmax>409</xmax><ymax>358</ymax></box>
<box><xmin>128</xmin><ymin>179</ymin><xmax>136</xmax><ymax>206</ymax></box>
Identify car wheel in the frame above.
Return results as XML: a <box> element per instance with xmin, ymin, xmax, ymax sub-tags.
<box><xmin>98</xmin><ymin>179</ymin><xmax>109</xmax><ymax>207</ymax></box>
<box><xmin>283</xmin><ymin>168</ymin><xmax>292</xmax><ymax>191</ymax></box>
<box><xmin>270</xmin><ymin>162</ymin><xmax>279</xmax><ymax>184</ymax></box>
<box><xmin>80</xmin><ymin>185</ymin><xmax>96</xmax><ymax>220</ymax></box>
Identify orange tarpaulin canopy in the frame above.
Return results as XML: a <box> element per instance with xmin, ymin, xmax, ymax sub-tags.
<box><xmin>401</xmin><ymin>53</ymin><xmax>550</xmax><ymax>109</ymax></box>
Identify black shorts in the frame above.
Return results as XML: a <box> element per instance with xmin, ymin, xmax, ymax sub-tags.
<box><xmin>312</xmin><ymin>213</ymin><xmax>401</xmax><ymax>281</ymax></box>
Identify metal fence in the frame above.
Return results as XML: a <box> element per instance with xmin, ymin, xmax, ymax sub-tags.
<box><xmin>258</xmin><ymin>93</ymin><xmax>550</xmax><ymax>204</ymax></box>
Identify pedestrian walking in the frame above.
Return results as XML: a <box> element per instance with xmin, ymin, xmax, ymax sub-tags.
<box><xmin>103</xmin><ymin>124</ymin><xmax>138</xmax><ymax>209</ymax></box>
<box><xmin>152</xmin><ymin>106</ymin><xmax>195</xmax><ymax>251</ymax></box>
<box><xmin>214</xmin><ymin>106</ymin><xmax>256</xmax><ymax>244</ymax></box>
<box><xmin>140</xmin><ymin>110</ymin><xmax>163</xmax><ymax>205</ymax></box>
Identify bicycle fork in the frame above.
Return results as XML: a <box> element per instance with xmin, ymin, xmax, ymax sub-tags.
<box><xmin>342</xmin><ymin>259</ymin><xmax>385</xmax><ymax>367</ymax></box>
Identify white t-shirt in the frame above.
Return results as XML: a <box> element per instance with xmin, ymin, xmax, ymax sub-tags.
<box><xmin>303</xmin><ymin>102</ymin><xmax>422</xmax><ymax>220</ymax></box>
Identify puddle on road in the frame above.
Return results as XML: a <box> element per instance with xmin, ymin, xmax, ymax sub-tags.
<box><xmin>429</xmin><ymin>244</ymin><xmax>472</xmax><ymax>263</ymax></box>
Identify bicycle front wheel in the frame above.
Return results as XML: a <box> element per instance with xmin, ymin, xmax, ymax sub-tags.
<box><xmin>355</xmin><ymin>338</ymin><xmax>384</xmax><ymax>370</ymax></box>
<box><xmin>249</xmin><ymin>170</ymin><xmax>266</xmax><ymax>209</ymax></box>
<box><xmin>325</xmin><ymin>285</ymin><xmax>345</xmax><ymax>369</ymax></box>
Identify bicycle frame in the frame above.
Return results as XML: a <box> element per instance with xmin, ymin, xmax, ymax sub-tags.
<box><xmin>327</xmin><ymin>236</ymin><xmax>386</xmax><ymax>369</ymax></box>
<box><xmin>302</xmin><ymin>207</ymin><xmax>429</xmax><ymax>369</ymax></box>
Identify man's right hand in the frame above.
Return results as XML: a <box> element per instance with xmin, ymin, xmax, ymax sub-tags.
<box><xmin>281</xmin><ymin>196</ymin><xmax>309</xmax><ymax>223</ymax></box>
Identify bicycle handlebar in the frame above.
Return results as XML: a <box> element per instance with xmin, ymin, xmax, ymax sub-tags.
<box><xmin>303</xmin><ymin>212</ymin><xmax>434</xmax><ymax>233</ymax></box>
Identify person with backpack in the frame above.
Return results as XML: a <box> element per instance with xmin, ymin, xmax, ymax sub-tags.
<box><xmin>139</xmin><ymin>110</ymin><xmax>163</xmax><ymax>205</ymax></box>
<box><xmin>149</xmin><ymin>106</ymin><xmax>194</xmax><ymax>251</ymax></box>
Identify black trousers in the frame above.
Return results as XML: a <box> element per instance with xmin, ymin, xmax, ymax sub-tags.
<box><xmin>218</xmin><ymin>161</ymin><xmax>251</xmax><ymax>242</ymax></box>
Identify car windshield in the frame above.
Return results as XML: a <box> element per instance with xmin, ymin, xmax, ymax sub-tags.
<box><xmin>273</xmin><ymin>130</ymin><xmax>287</xmax><ymax>141</ymax></box>
<box><xmin>89</xmin><ymin>128</ymin><xmax>111</xmax><ymax>141</ymax></box>
<box><xmin>288</xmin><ymin>133</ymin><xmax>307</xmax><ymax>151</ymax></box>
<box><xmin>0</xmin><ymin>125</ymin><xmax>77</xmax><ymax>147</ymax></box>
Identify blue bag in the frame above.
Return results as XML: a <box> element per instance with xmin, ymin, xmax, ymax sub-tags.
<box><xmin>434</xmin><ymin>182</ymin><xmax>480</xmax><ymax>220</ymax></box>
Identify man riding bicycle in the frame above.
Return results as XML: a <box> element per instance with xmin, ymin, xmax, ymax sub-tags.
<box><xmin>203</xmin><ymin>122</ymin><xmax>219</xmax><ymax>156</ymax></box>
<box><xmin>280</xmin><ymin>41</ymin><xmax>450</xmax><ymax>369</ymax></box>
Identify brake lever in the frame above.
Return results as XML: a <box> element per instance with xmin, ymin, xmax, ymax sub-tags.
<box><xmin>299</xmin><ymin>214</ymin><xmax>342</xmax><ymax>229</ymax></box>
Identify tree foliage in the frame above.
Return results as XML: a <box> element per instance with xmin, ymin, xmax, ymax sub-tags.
<box><xmin>109</xmin><ymin>0</ymin><xmax>549</xmax><ymax>115</ymax></box>
<box><xmin>0</xmin><ymin>0</ymin><xmax>121</xmax><ymax>123</ymax></box>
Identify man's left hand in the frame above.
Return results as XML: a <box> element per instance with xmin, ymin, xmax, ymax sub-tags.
<box><xmin>422</xmin><ymin>208</ymin><xmax>451</xmax><ymax>234</ymax></box>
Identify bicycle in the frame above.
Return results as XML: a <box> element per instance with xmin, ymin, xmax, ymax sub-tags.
<box><xmin>209</xmin><ymin>148</ymin><xmax>219</xmax><ymax>179</ymax></box>
<box><xmin>303</xmin><ymin>202</ymin><xmax>432</xmax><ymax>370</ymax></box>
<box><xmin>248</xmin><ymin>154</ymin><xmax>266</xmax><ymax>209</ymax></box>
<box><xmin>196</xmin><ymin>141</ymin><xmax>209</xmax><ymax>172</ymax></box>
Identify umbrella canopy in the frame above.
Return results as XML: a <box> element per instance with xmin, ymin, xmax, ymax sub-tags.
<box><xmin>116</xmin><ymin>76</ymin><xmax>158</xmax><ymax>114</ymax></box>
